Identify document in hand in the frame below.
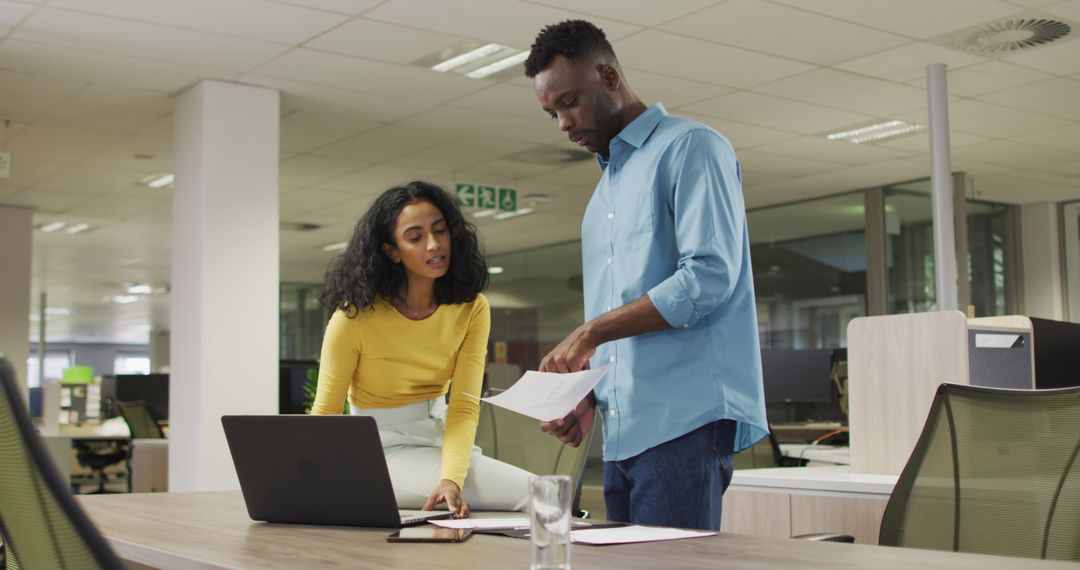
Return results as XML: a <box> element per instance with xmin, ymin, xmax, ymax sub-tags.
<box><xmin>480</xmin><ymin>365</ymin><xmax>611</xmax><ymax>422</ymax></box>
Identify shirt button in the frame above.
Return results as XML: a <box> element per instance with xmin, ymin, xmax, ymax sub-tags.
<box><xmin>607</xmin><ymin>257</ymin><xmax>613</xmax><ymax>264</ymax></box>
<box><xmin>609</xmin><ymin>356</ymin><xmax>616</xmax><ymax>363</ymax></box>
<box><xmin>683</xmin><ymin>324</ymin><xmax>689</xmax><ymax>328</ymax></box>
<box><xmin>609</xmin><ymin>409</ymin><xmax>618</xmax><ymax>416</ymax></box>
<box><xmin>607</xmin><ymin>212</ymin><xmax>614</xmax><ymax>220</ymax></box>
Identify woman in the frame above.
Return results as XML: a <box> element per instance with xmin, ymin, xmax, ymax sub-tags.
<box><xmin>312</xmin><ymin>180</ymin><xmax>531</xmax><ymax>517</ymax></box>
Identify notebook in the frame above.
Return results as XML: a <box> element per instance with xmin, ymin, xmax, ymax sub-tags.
<box><xmin>221</xmin><ymin>415</ymin><xmax>454</xmax><ymax>528</ymax></box>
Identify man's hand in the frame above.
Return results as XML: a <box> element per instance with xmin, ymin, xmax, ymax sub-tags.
<box><xmin>541</xmin><ymin>393</ymin><xmax>596</xmax><ymax>447</ymax></box>
<box><xmin>539</xmin><ymin>324</ymin><xmax>597</xmax><ymax>373</ymax></box>
<box><xmin>422</xmin><ymin>479</ymin><xmax>470</xmax><ymax>518</ymax></box>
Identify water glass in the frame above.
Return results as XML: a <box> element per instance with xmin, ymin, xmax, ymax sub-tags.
<box><xmin>529</xmin><ymin>475</ymin><xmax>571</xmax><ymax>570</ymax></box>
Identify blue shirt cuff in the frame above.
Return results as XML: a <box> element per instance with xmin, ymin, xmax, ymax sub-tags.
<box><xmin>647</xmin><ymin>277</ymin><xmax>698</xmax><ymax>329</ymax></box>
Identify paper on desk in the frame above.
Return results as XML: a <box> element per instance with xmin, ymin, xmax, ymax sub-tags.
<box><xmin>431</xmin><ymin>517</ymin><xmax>530</xmax><ymax>530</ymax></box>
<box><xmin>481</xmin><ymin>365</ymin><xmax>611</xmax><ymax>422</ymax></box>
<box><xmin>570</xmin><ymin>525</ymin><xmax>715</xmax><ymax>545</ymax></box>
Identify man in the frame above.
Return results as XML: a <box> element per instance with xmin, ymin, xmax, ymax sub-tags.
<box><xmin>525</xmin><ymin>20</ymin><xmax>768</xmax><ymax>531</ymax></box>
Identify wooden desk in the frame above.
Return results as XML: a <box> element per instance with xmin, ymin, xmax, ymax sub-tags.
<box><xmin>78</xmin><ymin>491</ymin><xmax>1074</xmax><ymax>569</ymax></box>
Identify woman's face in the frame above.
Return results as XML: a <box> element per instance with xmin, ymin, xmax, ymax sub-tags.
<box><xmin>383</xmin><ymin>199</ymin><xmax>452</xmax><ymax>284</ymax></box>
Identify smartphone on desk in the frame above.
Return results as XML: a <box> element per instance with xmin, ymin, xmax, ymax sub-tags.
<box><xmin>387</xmin><ymin>527</ymin><xmax>473</xmax><ymax>543</ymax></box>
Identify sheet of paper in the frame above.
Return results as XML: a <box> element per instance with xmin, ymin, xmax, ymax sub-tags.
<box><xmin>570</xmin><ymin>525</ymin><xmax>716</xmax><ymax>545</ymax></box>
<box><xmin>481</xmin><ymin>365</ymin><xmax>611</xmax><ymax>422</ymax></box>
<box><xmin>431</xmin><ymin>517</ymin><xmax>530</xmax><ymax>530</ymax></box>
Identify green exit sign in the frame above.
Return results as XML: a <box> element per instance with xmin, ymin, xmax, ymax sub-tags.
<box><xmin>455</xmin><ymin>183</ymin><xmax>516</xmax><ymax>212</ymax></box>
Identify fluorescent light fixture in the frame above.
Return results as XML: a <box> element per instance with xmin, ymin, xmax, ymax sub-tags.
<box><xmin>139</xmin><ymin>173</ymin><xmax>175</xmax><ymax>188</ymax></box>
<box><xmin>431</xmin><ymin>43</ymin><xmax>506</xmax><ymax>72</ymax></box>
<box><xmin>126</xmin><ymin>283</ymin><xmax>155</xmax><ymax>295</ymax></box>
<box><xmin>111</xmin><ymin>295</ymin><xmax>139</xmax><ymax>304</ymax></box>
<box><xmin>826</xmin><ymin>120</ymin><xmax>924</xmax><ymax>144</ymax></box>
<box><xmin>321</xmin><ymin>241</ymin><xmax>348</xmax><ymax>252</ymax></box>
<box><xmin>64</xmin><ymin>223</ymin><xmax>90</xmax><ymax>234</ymax></box>
<box><xmin>492</xmin><ymin>207</ymin><xmax>535</xmax><ymax>221</ymax></box>
<box><xmin>488</xmin><ymin>266</ymin><xmax>504</xmax><ymax>275</ymax></box>
<box><xmin>39</xmin><ymin>221</ymin><xmax>66</xmax><ymax>232</ymax></box>
<box><xmin>45</xmin><ymin>307</ymin><xmax>72</xmax><ymax>316</ymax></box>
<box><xmin>466</xmin><ymin>50</ymin><xmax>529</xmax><ymax>79</ymax></box>
<box><xmin>471</xmin><ymin>210</ymin><xmax>497</xmax><ymax>218</ymax></box>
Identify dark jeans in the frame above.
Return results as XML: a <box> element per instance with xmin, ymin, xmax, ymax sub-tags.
<box><xmin>603</xmin><ymin>419</ymin><xmax>736</xmax><ymax>531</ymax></box>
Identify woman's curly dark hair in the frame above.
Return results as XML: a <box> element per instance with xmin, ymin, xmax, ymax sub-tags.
<box><xmin>524</xmin><ymin>19</ymin><xmax>616</xmax><ymax>78</ymax></box>
<box><xmin>321</xmin><ymin>181</ymin><xmax>488</xmax><ymax>316</ymax></box>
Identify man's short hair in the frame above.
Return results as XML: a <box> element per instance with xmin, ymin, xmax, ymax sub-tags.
<box><xmin>524</xmin><ymin>19</ymin><xmax>616</xmax><ymax>78</ymax></box>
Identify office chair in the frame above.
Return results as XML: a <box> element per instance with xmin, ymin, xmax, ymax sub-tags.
<box><xmin>73</xmin><ymin>440</ymin><xmax>128</xmax><ymax>495</ymax></box>
<box><xmin>806</xmin><ymin>383</ymin><xmax>1080</xmax><ymax>561</ymax></box>
<box><xmin>0</xmin><ymin>357</ymin><xmax>125</xmax><ymax>569</ymax></box>
<box><xmin>117</xmin><ymin>400</ymin><xmax>165</xmax><ymax>439</ymax></box>
<box><xmin>732</xmin><ymin>431</ymin><xmax>784</xmax><ymax>469</ymax></box>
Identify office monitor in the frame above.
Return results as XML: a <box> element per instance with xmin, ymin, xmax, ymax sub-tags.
<box><xmin>279</xmin><ymin>360</ymin><xmax>318</xmax><ymax>414</ymax></box>
<box><xmin>760</xmin><ymin>348</ymin><xmax>835</xmax><ymax>404</ymax></box>
<box><xmin>114</xmin><ymin>373</ymin><xmax>169</xmax><ymax>421</ymax></box>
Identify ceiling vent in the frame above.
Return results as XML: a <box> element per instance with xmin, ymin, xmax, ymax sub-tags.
<box><xmin>952</xmin><ymin>17</ymin><xmax>1071</xmax><ymax>54</ymax></box>
<box><xmin>505</xmin><ymin>146</ymin><xmax>594</xmax><ymax>166</ymax></box>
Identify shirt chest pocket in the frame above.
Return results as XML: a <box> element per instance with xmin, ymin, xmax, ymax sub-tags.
<box><xmin>613</xmin><ymin>182</ymin><xmax>656</xmax><ymax>253</ymax></box>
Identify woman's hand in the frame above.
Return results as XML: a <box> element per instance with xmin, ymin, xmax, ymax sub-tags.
<box><xmin>422</xmin><ymin>479</ymin><xmax>470</xmax><ymax>518</ymax></box>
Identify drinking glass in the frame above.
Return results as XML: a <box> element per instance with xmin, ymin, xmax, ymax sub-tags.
<box><xmin>529</xmin><ymin>475</ymin><xmax>571</xmax><ymax>570</ymax></box>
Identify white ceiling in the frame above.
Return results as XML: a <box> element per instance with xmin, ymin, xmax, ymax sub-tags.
<box><xmin>2</xmin><ymin>0</ymin><xmax>1079</xmax><ymax>343</ymax></box>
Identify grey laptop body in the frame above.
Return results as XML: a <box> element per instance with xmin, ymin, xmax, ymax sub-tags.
<box><xmin>221</xmin><ymin>415</ymin><xmax>451</xmax><ymax>528</ymax></box>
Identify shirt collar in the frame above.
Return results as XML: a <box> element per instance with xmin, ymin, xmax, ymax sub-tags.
<box><xmin>597</xmin><ymin>102</ymin><xmax>667</xmax><ymax>168</ymax></box>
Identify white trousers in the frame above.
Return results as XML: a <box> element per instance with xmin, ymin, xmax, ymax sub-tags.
<box><xmin>352</xmin><ymin>398</ymin><xmax>531</xmax><ymax>512</ymax></box>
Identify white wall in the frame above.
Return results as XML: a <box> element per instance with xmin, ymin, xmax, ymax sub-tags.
<box><xmin>1020</xmin><ymin>202</ymin><xmax>1065</xmax><ymax>320</ymax></box>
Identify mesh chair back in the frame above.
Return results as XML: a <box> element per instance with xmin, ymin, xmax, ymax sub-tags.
<box><xmin>118</xmin><ymin>401</ymin><xmax>164</xmax><ymax>439</ymax></box>
<box><xmin>0</xmin><ymin>357</ymin><xmax>124</xmax><ymax>569</ymax></box>
<box><xmin>880</xmin><ymin>383</ymin><xmax>1080</xmax><ymax>561</ymax></box>
<box><xmin>733</xmin><ymin>431</ymin><xmax>782</xmax><ymax>469</ymax></box>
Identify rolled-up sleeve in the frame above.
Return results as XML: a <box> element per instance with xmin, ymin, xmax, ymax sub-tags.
<box><xmin>647</xmin><ymin>130</ymin><xmax>745</xmax><ymax>328</ymax></box>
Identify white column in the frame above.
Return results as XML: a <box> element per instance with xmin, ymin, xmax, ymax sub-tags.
<box><xmin>170</xmin><ymin>80</ymin><xmax>279</xmax><ymax>491</ymax></box>
<box><xmin>149</xmin><ymin>329</ymin><xmax>170</xmax><ymax>372</ymax></box>
<box><xmin>927</xmin><ymin>63</ymin><xmax>959</xmax><ymax>312</ymax></box>
<box><xmin>1021</xmin><ymin>202</ymin><xmax>1065</xmax><ymax>320</ymax></box>
<box><xmin>0</xmin><ymin>206</ymin><xmax>32</xmax><ymax>401</ymax></box>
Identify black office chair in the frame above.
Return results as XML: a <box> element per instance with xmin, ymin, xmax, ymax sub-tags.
<box><xmin>804</xmin><ymin>383</ymin><xmax>1080</xmax><ymax>561</ymax></box>
<box><xmin>117</xmin><ymin>401</ymin><xmax>165</xmax><ymax>440</ymax></box>
<box><xmin>0</xmin><ymin>357</ymin><xmax>125</xmax><ymax>569</ymax></box>
<box><xmin>73</xmin><ymin>440</ymin><xmax>128</xmax><ymax>495</ymax></box>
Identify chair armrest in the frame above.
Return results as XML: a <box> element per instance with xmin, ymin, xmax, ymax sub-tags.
<box><xmin>792</xmin><ymin>533</ymin><xmax>856</xmax><ymax>542</ymax></box>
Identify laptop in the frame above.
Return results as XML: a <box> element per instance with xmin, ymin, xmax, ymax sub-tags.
<box><xmin>221</xmin><ymin>415</ymin><xmax>454</xmax><ymax>528</ymax></box>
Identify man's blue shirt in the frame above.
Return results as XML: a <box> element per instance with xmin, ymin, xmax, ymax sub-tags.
<box><xmin>584</xmin><ymin>102</ymin><xmax>768</xmax><ymax>461</ymax></box>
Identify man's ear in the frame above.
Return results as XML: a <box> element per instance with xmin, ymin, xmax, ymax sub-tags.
<box><xmin>599</xmin><ymin>63</ymin><xmax>621</xmax><ymax>91</ymax></box>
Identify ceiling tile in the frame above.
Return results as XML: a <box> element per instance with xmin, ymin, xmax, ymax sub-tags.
<box><xmin>311</xmin><ymin>124</ymin><xmax>460</xmax><ymax>162</ymax></box>
<box><xmin>268</xmin><ymin>0</ymin><xmax>383</xmax><ymax>15</ymax></box>
<box><xmin>737</xmin><ymin>150</ymin><xmax>849</xmax><ymax>178</ymax></box>
<box><xmin>6</xmin><ymin>188</ymin><xmax>99</xmax><ymax>212</ymax></box>
<box><xmin>1044</xmin><ymin>0</ymin><xmax>1080</xmax><ymax>20</ymax></box>
<box><xmin>79</xmin><ymin>136</ymin><xmax>172</xmax><ymax>171</ymax></box>
<box><xmin>661</xmin><ymin>0</ymin><xmax>909</xmax><ymax>65</ymax></box>
<box><xmin>62</xmin><ymin>194</ymin><xmax>165</xmax><ymax>219</ymax></box>
<box><xmin>613</xmin><ymin>30</ymin><xmax>815</xmax><ymax>89</ymax></box>
<box><xmin>1044</xmin><ymin>161</ymin><xmax>1080</xmax><ymax>176</ymax></box>
<box><xmin>0</xmin><ymin>0</ymin><xmax>32</xmax><ymax>36</ymax></box>
<box><xmin>36</xmin><ymin>84</ymin><xmax>173</xmax><ymax>134</ymax></box>
<box><xmin>0</xmin><ymin>69</ymin><xmax>84</xmax><ymax>122</ymax></box>
<box><xmin>978</xmin><ymin>77</ymin><xmax>1080</xmax><ymax>120</ymax></box>
<box><xmin>305</xmin><ymin>17</ymin><xmax>460</xmax><ymax>64</ymax></box>
<box><xmin>1005</xmin><ymin>169</ymin><xmax>1080</xmax><ymax>187</ymax></box>
<box><xmin>252</xmin><ymin>48</ymin><xmax>490</xmax><ymax>103</ymax></box>
<box><xmin>389</xmin><ymin>137</ymin><xmax>537</xmax><ymax>171</ymax></box>
<box><xmin>682</xmin><ymin>92</ymin><xmax>875</xmax><ymax>135</ymax></box>
<box><xmin>279</xmin><ymin>187</ymin><xmax>357</xmax><ymax>213</ymax></box>
<box><xmin>754</xmin><ymin>136</ymin><xmax>912</xmax><ymax>166</ymax></box>
<box><xmin>0</xmin><ymin>158</ymin><xmax>68</xmax><ymax>188</ymax></box>
<box><xmin>37</xmin><ymin>165</ymin><xmax>149</xmax><ymax>194</ymax></box>
<box><xmin>1002</xmin><ymin>35</ymin><xmax>1080</xmax><ymax>75</ymax></box>
<box><xmin>279</xmin><ymin>155</ymin><xmax>369</xmax><ymax>186</ymax></box>
<box><xmin>677</xmin><ymin>114</ymin><xmax>799</xmax><ymax>149</ymax></box>
<box><xmin>364</xmin><ymin>0</ymin><xmax>640</xmax><ymax>47</ymax></box>
<box><xmin>9</xmin><ymin>125</ymin><xmax>124</xmax><ymax>162</ymax></box>
<box><xmin>523</xmin><ymin>0</ymin><xmax>718</xmax><ymax>26</ymax></box>
<box><xmin>952</xmin><ymin>139</ymin><xmax>1080</xmax><ymax>169</ymax></box>
<box><xmin>906</xmin><ymin>60</ymin><xmax>1053</xmax><ymax>96</ymax></box>
<box><xmin>0</xmin><ymin>39</ymin><xmax>234</xmax><ymax>92</ymax></box>
<box><xmin>1014</xmin><ymin>123</ymin><xmax>1080</xmax><ymax>151</ymax></box>
<box><xmin>521</xmin><ymin>161</ymin><xmax>601</xmax><ymax>187</ymax></box>
<box><xmin>895</xmin><ymin>99</ymin><xmax>1066</xmax><ymax>138</ymax></box>
<box><xmin>14</xmin><ymin>8</ymin><xmax>289</xmax><ymax>70</ymax></box>
<box><xmin>449</xmin><ymin>84</ymin><xmax>548</xmax><ymax>120</ymax></box>
<box><xmin>771</xmin><ymin>0</ymin><xmax>1024</xmax><ymax>40</ymax></box>
<box><xmin>463</xmin><ymin>159</ymin><xmax>560</xmax><ymax>180</ymax></box>
<box><xmin>314</xmin><ymin>163</ymin><xmax>448</xmax><ymax>194</ymax></box>
<box><xmin>754</xmin><ymin>69</ymin><xmax>926</xmax><ymax>116</ymax></box>
<box><xmin>875</xmin><ymin>130</ymin><xmax>989</xmax><ymax>152</ymax></box>
<box><xmin>242</xmin><ymin>75</ymin><xmax>435</xmax><ymax>122</ymax></box>
<box><xmin>623</xmin><ymin>69</ymin><xmax>732</xmax><ymax>108</ymax></box>
<box><xmin>280</xmin><ymin>111</ymin><xmax>381</xmax><ymax>153</ymax></box>
<box><xmin>47</xmin><ymin>0</ymin><xmax>349</xmax><ymax>44</ymax></box>
<box><xmin>835</xmin><ymin>42</ymin><xmax>986</xmax><ymax>82</ymax></box>
<box><xmin>399</xmin><ymin>106</ymin><xmax>558</xmax><ymax>144</ymax></box>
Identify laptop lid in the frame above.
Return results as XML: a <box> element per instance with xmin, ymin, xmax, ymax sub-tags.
<box><xmin>222</xmin><ymin>415</ymin><xmax>435</xmax><ymax>528</ymax></box>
